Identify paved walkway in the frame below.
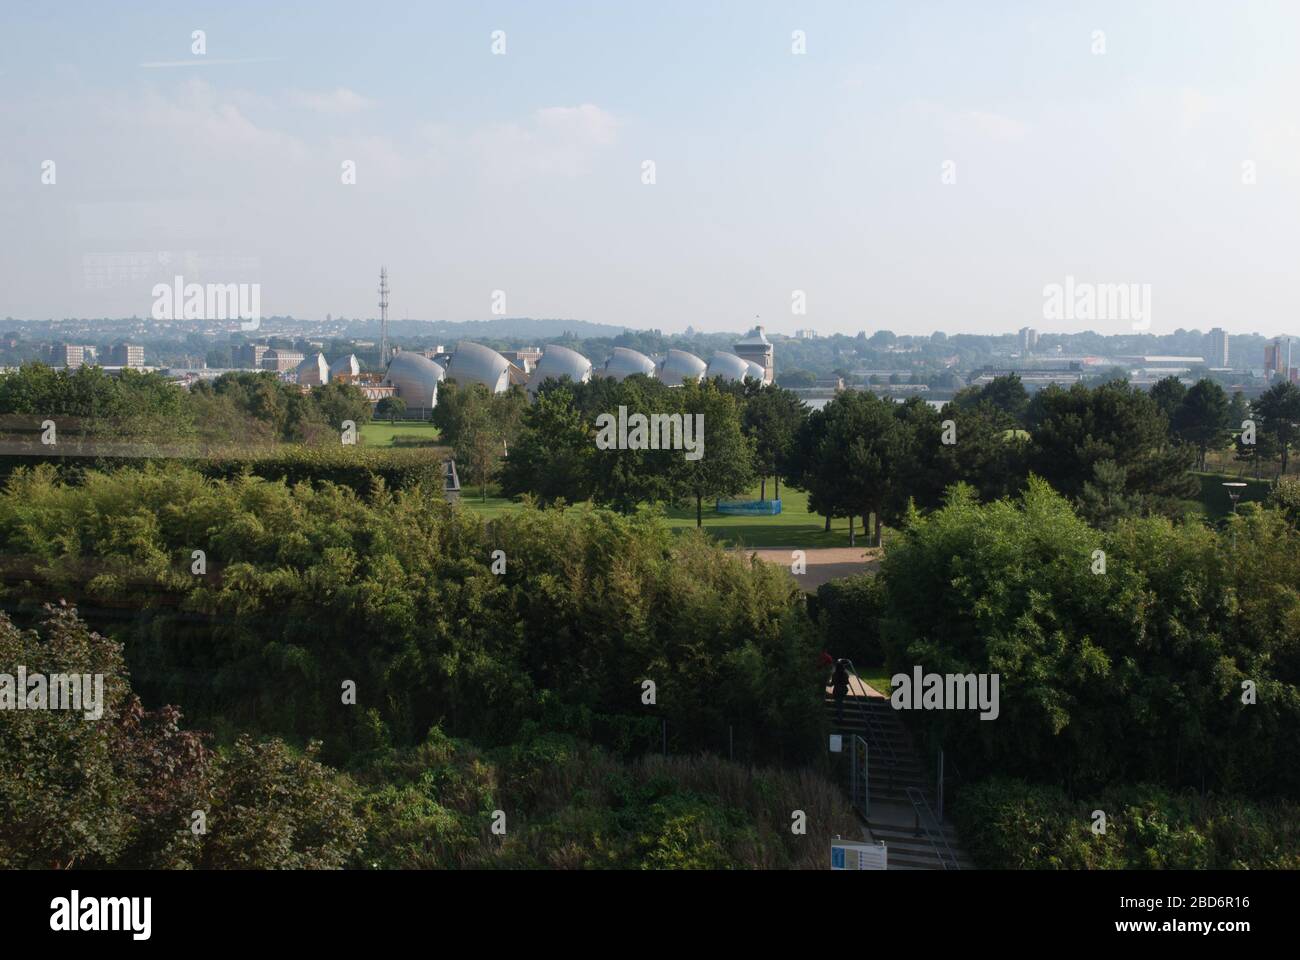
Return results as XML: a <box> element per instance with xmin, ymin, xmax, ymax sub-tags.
<box><xmin>825</xmin><ymin>676</ymin><xmax>887</xmax><ymax>699</ymax></box>
<box><xmin>738</xmin><ymin>547</ymin><xmax>881</xmax><ymax>590</ymax></box>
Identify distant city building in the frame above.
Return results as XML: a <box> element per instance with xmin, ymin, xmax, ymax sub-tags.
<box><xmin>1019</xmin><ymin>327</ymin><xmax>1038</xmax><ymax>353</ymax></box>
<box><xmin>794</xmin><ymin>329</ymin><xmax>818</xmax><ymax>340</ymax></box>
<box><xmin>353</xmin><ymin>380</ymin><xmax>397</xmax><ymax>403</ymax></box>
<box><xmin>500</xmin><ymin>348</ymin><xmax>542</xmax><ymax>374</ymax></box>
<box><xmin>261</xmin><ymin>349</ymin><xmax>304</xmax><ymax>372</ymax></box>
<box><xmin>237</xmin><ymin>344</ymin><xmax>269</xmax><ymax>369</ymax></box>
<box><xmin>109</xmin><ymin>342</ymin><xmax>145</xmax><ymax>368</ymax></box>
<box><xmin>55</xmin><ymin>343</ymin><xmax>93</xmax><ymax>368</ymax></box>
<box><xmin>972</xmin><ymin>363</ymin><xmax>1089</xmax><ymax>391</ymax></box>
<box><xmin>1265</xmin><ymin>337</ymin><xmax>1293</xmax><ymax>380</ymax></box>
<box><xmin>733</xmin><ymin>326</ymin><xmax>774</xmax><ymax>384</ymax></box>
<box><xmin>1206</xmin><ymin>328</ymin><xmax>1230</xmax><ymax>368</ymax></box>
<box><xmin>1113</xmin><ymin>355</ymin><xmax>1205</xmax><ymax>369</ymax></box>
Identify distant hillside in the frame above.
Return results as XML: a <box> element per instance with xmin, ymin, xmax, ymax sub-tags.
<box><xmin>376</xmin><ymin>317</ymin><xmax>630</xmax><ymax>339</ymax></box>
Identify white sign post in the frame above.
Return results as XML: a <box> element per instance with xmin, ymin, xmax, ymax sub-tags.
<box><xmin>831</xmin><ymin>839</ymin><xmax>887</xmax><ymax>870</ymax></box>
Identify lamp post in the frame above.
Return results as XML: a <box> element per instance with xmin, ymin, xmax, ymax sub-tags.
<box><xmin>1222</xmin><ymin>481</ymin><xmax>1246</xmax><ymax>514</ymax></box>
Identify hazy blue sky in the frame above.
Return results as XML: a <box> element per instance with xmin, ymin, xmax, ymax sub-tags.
<box><xmin>2</xmin><ymin>0</ymin><xmax>1297</xmax><ymax>336</ymax></box>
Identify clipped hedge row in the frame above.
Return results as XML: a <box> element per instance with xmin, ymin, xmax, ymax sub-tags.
<box><xmin>810</xmin><ymin>574</ymin><xmax>885</xmax><ymax>667</ymax></box>
<box><xmin>195</xmin><ymin>445</ymin><xmax>451</xmax><ymax>493</ymax></box>
<box><xmin>0</xmin><ymin>445</ymin><xmax>452</xmax><ymax>496</ymax></box>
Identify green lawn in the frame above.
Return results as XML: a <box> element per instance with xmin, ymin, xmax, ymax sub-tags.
<box><xmin>1193</xmin><ymin>471</ymin><xmax>1273</xmax><ymax>520</ymax></box>
<box><xmin>446</xmin><ymin>469</ymin><xmax>1270</xmax><ymax>543</ymax></box>
<box><xmin>661</xmin><ymin>485</ymin><xmax>873</xmax><ymax>547</ymax></box>
<box><xmin>360</xmin><ymin>419</ymin><xmax>442</xmax><ymax>447</ymax></box>
<box><xmin>458</xmin><ymin>484</ymin><xmax>871</xmax><ymax>548</ymax></box>
<box><xmin>453</xmin><ymin>493</ymin><xmax>521</xmax><ymax>520</ymax></box>
<box><xmin>860</xmin><ymin>669</ymin><xmax>894</xmax><ymax>698</ymax></box>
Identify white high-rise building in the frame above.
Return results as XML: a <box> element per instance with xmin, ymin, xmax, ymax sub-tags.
<box><xmin>1206</xmin><ymin>328</ymin><xmax>1230</xmax><ymax>368</ymax></box>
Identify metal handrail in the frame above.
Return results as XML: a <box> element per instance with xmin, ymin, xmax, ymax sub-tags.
<box><xmin>840</xmin><ymin>660</ymin><xmax>897</xmax><ymax>771</ymax></box>
<box><xmin>905</xmin><ymin>786</ymin><xmax>960</xmax><ymax>871</ymax></box>
<box><xmin>848</xmin><ymin>735</ymin><xmax>869</xmax><ymax>818</ymax></box>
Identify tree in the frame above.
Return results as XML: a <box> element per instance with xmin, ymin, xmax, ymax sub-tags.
<box><xmin>1076</xmin><ymin>459</ymin><xmax>1140</xmax><ymax>528</ymax></box>
<box><xmin>1252</xmin><ymin>381</ymin><xmax>1300</xmax><ymax>476</ymax></box>
<box><xmin>0</xmin><ymin>604</ymin><xmax>361</xmax><ymax>870</ymax></box>
<box><xmin>376</xmin><ymin>395</ymin><xmax>406</xmax><ymax>423</ymax></box>
<box><xmin>310</xmin><ymin>382</ymin><xmax>373</xmax><ymax>432</ymax></box>
<box><xmin>950</xmin><ymin>374</ymin><xmax>1029</xmax><ymax>426</ymax></box>
<box><xmin>742</xmin><ymin>386</ymin><xmax>807</xmax><ymax>500</ymax></box>
<box><xmin>876</xmin><ymin>480</ymin><xmax>1300</xmax><ymax>796</ymax></box>
<box><xmin>895</xmin><ymin>398</ymin><xmax>1027</xmax><ymax>512</ymax></box>
<box><xmin>775</xmin><ymin>369</ymin><xmax>816</xmax><ymax>389</ymax></box>
<box><xmin>792</xmin><ymin>391</ymin><xmax>903</xmax><ymax>545</ymax></box>
<box><xmin>1026</xmin><ymin>381</ymin><xmax>1196</xmax><ymax>517</ymax></box>
<box><xmin>581</xmin><ymin>376</ymin><xmax>682</xmax><ymax>513</ymax></box>
<box><xmin>454</xmin><ymin>388</ymin><xmax>504</xmax><ymax>501</ymax></box>
<box><xmin>1149</xmin><ymin>375</ymin><xmax>1187</xmax><ymax>424</ymax></box>
<box><xmin>1171</xmin><ymin>379</ymin><xmax>1230</xmax><ymax>470</ymax></box>
<box><xmin>1227</xmin><ymin>390</ymin><xmax>1250</xmax><ymax>432</ymax></box>
<box><xmin>673</xmin><ymin>379</ymin><xmax>755</xmax><ymax>527</ymax></box>
<box><xmin>1267</xmin><ymin>476</ymin><xmax>1300</xmax><ymax>528</ymax></box>
<box><xmin>196</xmin><ymin>736</ymin><xmax>363</xmax><ymax>869</ymax></box>
<box><xmin>498</xmin><ymin>387</ymin><xmax>595</xmax><ymax>505</ymax></box>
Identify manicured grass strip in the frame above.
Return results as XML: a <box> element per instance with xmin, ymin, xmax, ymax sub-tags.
<box><xmin>359</xmin><ymin>419</ymin><xmax>442</xmax><ymax>447</ymax></box>
<box><xmin>460</xmin><ymin>484</ymin><xmax>875</xmax><ymax>549</ymax></box>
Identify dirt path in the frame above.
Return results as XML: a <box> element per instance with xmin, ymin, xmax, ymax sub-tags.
<box><xmin>736</xmin><ymin>546</ymin><xmax>881</xmax><ymax>590</ymax></box>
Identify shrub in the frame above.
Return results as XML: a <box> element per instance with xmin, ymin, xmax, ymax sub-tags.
<box><xmin>955</xmin><ymin>778</ymin><xmax>1300</xmax><ymax>869</ymax></box>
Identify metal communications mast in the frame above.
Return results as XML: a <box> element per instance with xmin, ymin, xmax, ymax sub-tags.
<box><xmin>378</xmin><ymin>267</ymin><xmax>390</xmax><ymax>368</ymax></box>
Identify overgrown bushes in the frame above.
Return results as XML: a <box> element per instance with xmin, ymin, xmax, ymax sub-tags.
<box><xmin>1</xmin><ymin>605</ymin><xmax>852</xmax><ymax>870</ymax></box>
<box><xmin>0</xmin><ymin>463</ymin><xmax>824</xmax><ymax>766</ymax></box>
<box><xmin>955</xmin><ymin>778</ymin><xmax>1300</xmax><ymax>869</ymax></box>
<box><xmin>828</xmin><ymin>480</ymin><xmax>1300</xmax><ymax>799</ymax></box>
<box><xmin>352</xmin><ymin>727</ymin><xmax>857</xmax><ymax>869</ymax></box>
<box><xmin>0</xmin><ymin>606</ymin><xmax>363</xmax><ymax>869</ymax></box>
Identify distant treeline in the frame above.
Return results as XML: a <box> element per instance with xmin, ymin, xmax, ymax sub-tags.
<box><xmin>0</xmin><ymin>364</ymin><xmax>373</xmax><ymax>447</ymax></box>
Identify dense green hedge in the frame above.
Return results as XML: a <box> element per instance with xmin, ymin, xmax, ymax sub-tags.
<box><xmin>818</xmin><ymin>480</ymin><xmax>1300</xmax><ymax>800</ymax></box>
<box><xmin>195</xmin><ymin>445</ymin><xmax>449</xmax><ymax>493</ymax></box>
<box><xmin>0</xmin><ymin>445</ymin><xmax>450</xmax><ymax>496</ymax></box>
<box><xmin>0</xmin><ymin>463</ymin><xmax>823</xmax><ymax>767</ymax></box>
<box><xmin>811</xmin><ymin>574</ymin><xmax>885</xmax><ymax>668</ymax></box>
<box><xmin>954</xmin><ymin>778</ymin><xmax>1300</xmax><ymax>869</ymax></box>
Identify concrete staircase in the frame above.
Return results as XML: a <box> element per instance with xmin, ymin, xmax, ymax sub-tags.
<box><xmin>826</xmin><ymin>688</ymin><xmax>976</xmax><ymax>870</ymax></box>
